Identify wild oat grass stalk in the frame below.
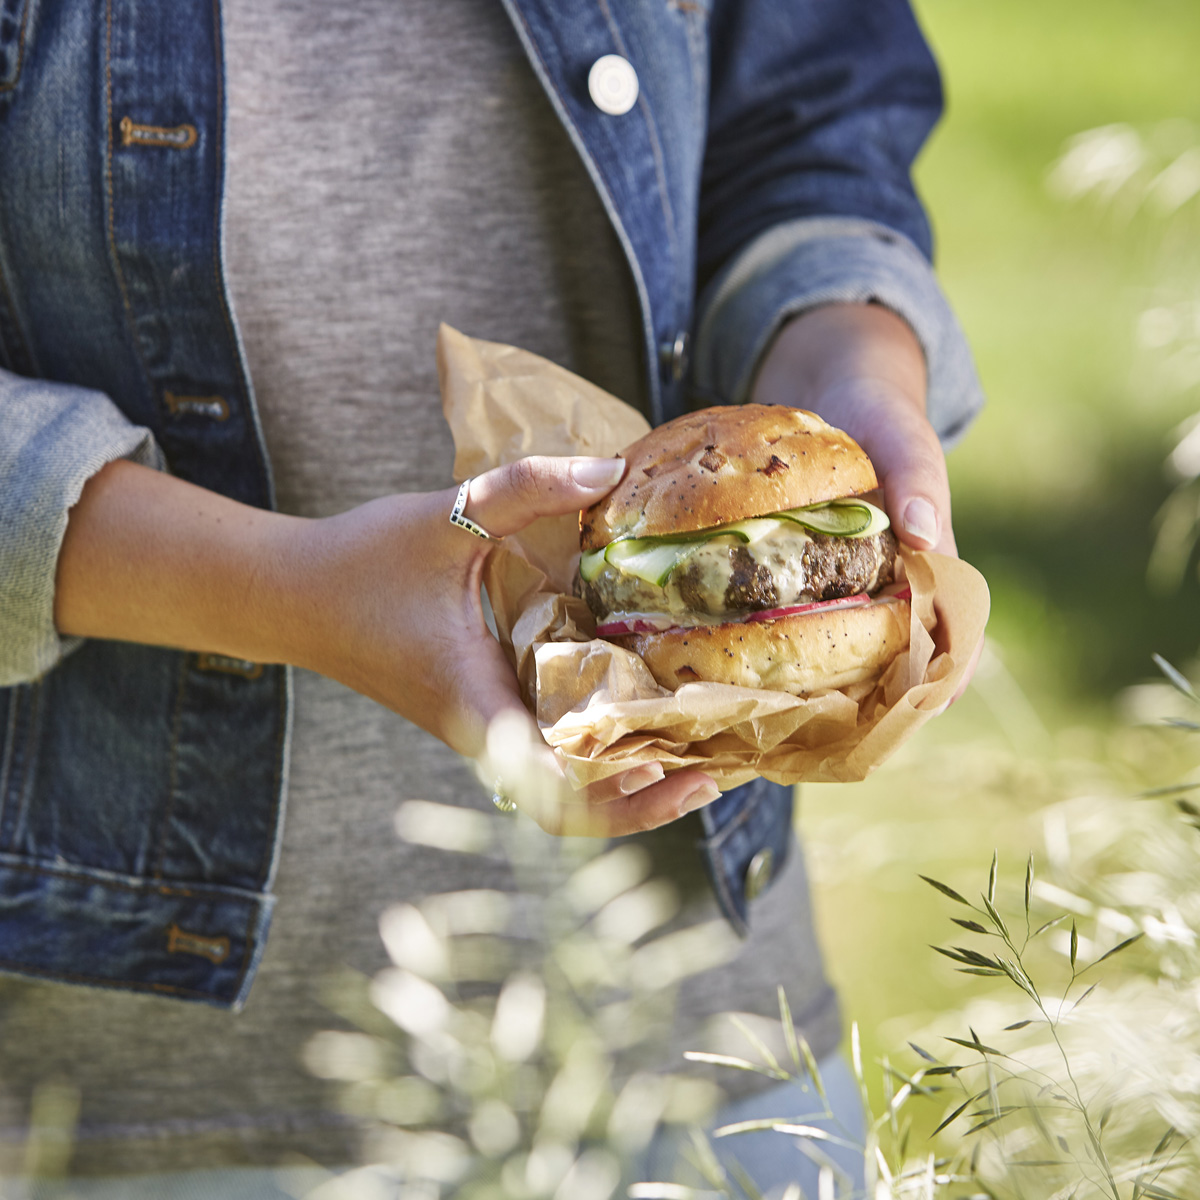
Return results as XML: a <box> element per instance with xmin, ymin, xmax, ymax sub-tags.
<box><xmin>880</xmin><ymin>660</ymin><xmax>1200</xmax><ymax>1200</ymax></box>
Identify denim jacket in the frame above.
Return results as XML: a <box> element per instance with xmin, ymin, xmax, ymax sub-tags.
<box><xmin>0</xmin><ymin>0</ymin><xmax>982</xmax><ymax>1007</ymax></box>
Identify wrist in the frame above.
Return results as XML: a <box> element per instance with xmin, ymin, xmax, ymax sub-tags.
<box><xmin>260</xmin><ymin>490</ymin><xmax>447</xmax><ymax>689</ymax></box>
<box><xmin>237</xmin><ymin>507</ymin><xmax>322</xmax><ymax>669</ymax></box>
<box><xmin>805</xmin><ymin>373</ymin><xmax>925</xmax><ymax>437</ymax></box>
<box><xmin>751</xmin><ymin>302</ymin><xmax>927</xmax><ymax>416</ymax></box>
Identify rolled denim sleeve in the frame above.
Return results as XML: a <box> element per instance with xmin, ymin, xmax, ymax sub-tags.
<box><xmin>0</xmin><ymin>371</ymin><xmax>164</xmax><ymax>684</ymax></box>
<box><xmin>695</xmin><ymin>0</ymin><xmax>984</xmax><ymax>448</ymax></box>
<box><xmin>693</xmin><ymin>216</ymin><xmax>985</xmax><ymax>448</ymax></box>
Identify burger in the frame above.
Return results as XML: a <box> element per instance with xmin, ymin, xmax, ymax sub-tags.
<box><xmin>577</xmin><ymin>404</ymin><xmax>911</xmax><ymax>696</ymax></box>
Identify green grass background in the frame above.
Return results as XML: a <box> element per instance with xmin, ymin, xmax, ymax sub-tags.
<box><xmin>801</xmin><ymin>0</ymin><xmax>1200</xmax><ymax>1121</ymax></box>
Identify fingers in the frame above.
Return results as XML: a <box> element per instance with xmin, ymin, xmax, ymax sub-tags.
<box><xmin>318</xmin><ymin>468</ymin><xmax>719</xmax><ymax>837</ymax></box>
<box><xmin>435</xmin><ymin>568</ymin><xmax>722</xmax><ymax>837</ymax></box>
<box><xmin>473</xmin><ymin>678</ymin><xmax>721</xmax><ymax>837</ymax></box>
<box><xmin>524</xmin><ymin>767</ymin><xmax>721</xmax><ymax>838</ymax></box>
<box><xmin>951</xmin><ymin>632</ymin><xmax>986</xmax><ymax>704</ymax></box>
<box><xmin>583</xmin><ymin>761</ymin><xmax>666</xmax><ymax>802</ymax></box>
<box><xmin>571</xmin><ymin>770</ymin><xmax>721</xmax><ymax>837</ymax></box>
<box><xmin>460</xmin><ymin>456</ymin><xmax>625</xmax><ymax>538</ymax></box>
<box><xmin>850</xmin><ymin>399</ymin><xmax>957</xmax><ymax>558</ymax></box>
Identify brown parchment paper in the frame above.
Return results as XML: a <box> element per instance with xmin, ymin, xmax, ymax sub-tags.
<box><xmin>437</xmin><ymin>324</ymin><xmax>991</xmax><ymax>791</ymax></box>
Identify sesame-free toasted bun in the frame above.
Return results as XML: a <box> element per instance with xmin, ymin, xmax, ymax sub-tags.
<box><xmin>580</xmin><ymin>404</ymin><xmax>878</xmax><ymax>552</ymax></box>
<box><xmin>608</xmin><ymin>597</ymin><xmax>911</xmax><ymax>696</ymax></box>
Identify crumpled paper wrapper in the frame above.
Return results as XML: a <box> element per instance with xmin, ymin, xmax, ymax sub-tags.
<box><xmin>437</xmin><ymin>325</ymin><xmax>990</xmax><ymax>791</ymax></box>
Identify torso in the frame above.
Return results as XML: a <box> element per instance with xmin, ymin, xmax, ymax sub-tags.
<box><xmin>0</xmin><ymin>0</ymin><xmax>835</xmax><ymax>1173</ymax></box>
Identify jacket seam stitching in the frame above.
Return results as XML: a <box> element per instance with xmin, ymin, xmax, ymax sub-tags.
<box><xmin>594</xmin><ymin>0</ymin><xmax>679</xmax><ymax>270</ymax></box>
<box><xmin>700</xmin><ymin>834</ymin><xmax>748</xmax><ymax>938</ymax></box>
<box><xmin>103</xmin><ymin>0</ymin><xmax>159</xmax><ymax>409</ymax></box>
<box><xmin>495</xmin><ymin>0</ymin><xmax>662</xmax><ymax>424</ymax></box>
<box><xmin>209</xmin><ymin>0</ymin><xmax>277</xmax><ymax>505</ymax></box>
<box><xmin>255</xmin><ymin>666</ymin><xmax>288</xmax><ymax>889</ymax></box>
<box><xmin>231</xmin><ymin>894</ymin><xmax>258</xmax><ymax>994</ymax></box>
<box><xmin>681</xmin><ymin>5</ymin><xmax>706</xmax><ymax>130</ymax></box>
<box><xmin>9</xmin><ymin>678</ymin><xmax>41</xmax><ymax>852</ymax></box>
<box><xmin>703</xmin><ymin>786</ymin><xmax>760</xmax><ymax>853</ymax></box>
<box><xmin>0</xmin><ymin>247</ymin><xmax>35</xmax><ymax>373</ymax></box>
<box><xmin>152</xmin><ymin>653</ymin><xmax>190</xmax><ymax>879</ymax></box>
<box><xmin>0</xmin><ymin>0</ymin><xmax>31</xmax><ymax>94</ymax></box>
<box><xmin>118</xmin><ymin>115</ymin><xmax>198</xmax><ymax>150</ymax></box>
<box><xmin>0</xmin><ymin>853</ymin><xmax>262</xmax><ymax>902</ymax></box>
<box><xmin>0</xmin><ymin>954</ymin><xmax>237</xmax><ymax>1001</ymax></box>
<box><xmin>209</xmin><ymin>0</ymin><xmax>289</xmax><ymax>892</ymax></box>
<box><xmin>0</xmin><ymin>688</ymin><xmax>19</xmax><ymax>846</ymax></box>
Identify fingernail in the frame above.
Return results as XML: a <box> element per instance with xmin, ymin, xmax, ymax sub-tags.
<box><xmin>618</xmin><ymin>763</ymin><xmax>663</xmax><ymax>794</ymax></box>
<box><xmin>680</xmin><ymin>781</ymin><xmax>720</xmax><ymax>814</ymax></box>
<box><xmin>902</xmin><ymin>497</ymin><xmax>938</xmax><ymax>547</ymax></box>
<box><xmin>571</xmin><ymin>457</ymin><xmax>625</xmax><ymax>489</ymax></box>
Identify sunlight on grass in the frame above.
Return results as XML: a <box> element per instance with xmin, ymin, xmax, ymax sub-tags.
<box><xmin>910</xmin><ymin>0</ymin><xmax>1200</xmax><ymax>707</ymax></box>
<box><xmin>806</xmin><ymin>1</ymin><xmax>1200</xmax><ymax>1138</ymax></box>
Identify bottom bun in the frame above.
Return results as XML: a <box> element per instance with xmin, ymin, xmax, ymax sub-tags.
<box><xmin>608</xmin><ymin>598</ymin><xmax>911</xmax><ymax>696</ymax></box>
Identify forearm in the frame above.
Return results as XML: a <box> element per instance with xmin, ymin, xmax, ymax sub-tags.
<box><xmin>751</xmin><ymin>302</ymin><xmax>926</xmax><ymax>418</ymax></box>
<box><xmin>54</xmin><ymin>458</ymin><xmax>305</xmax><ymax>664</ymax></box>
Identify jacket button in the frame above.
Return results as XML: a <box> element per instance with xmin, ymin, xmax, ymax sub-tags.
<box><xmin>588</xmin><ymin>55</ymin><xmax>639</xmax><ymax>116</ymax></box>
<box><xmin>658</xmin><ymin>330</ymin><xmax>690</xmax><ymax>383</ymax></box>
<box><xmin>744</xmin><ymin>848</ymin><xmax>774</xmax><ymax>903</ymax></box>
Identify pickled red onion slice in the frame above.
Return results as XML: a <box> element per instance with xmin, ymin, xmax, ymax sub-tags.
<box><xmin>744</xmin><ymin>592</ymin><xmax>871</xmax><ymax>623</ymax></box>
<box><xmin>595</xmin><ymin>587</ymin><xmax>911</xmax><ymax>638</ymax></box>
<box><xmin>595</xmin><ymin>617</ymin><xmax>667</xmax><ymax>636</ymax></box>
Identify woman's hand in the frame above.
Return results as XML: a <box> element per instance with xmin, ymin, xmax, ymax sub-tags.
<box><xmin>752</xmin><ymin>303</ymin><xmax>954</xmax><ymax>554</ymax></box>
<box><xmin>279</xmin><ymin>456</ymin><xmax>719</xmax><ymax>833</ymax></box>
<box><xmin>751</xmin><ymin>302</ymin><xmax>982</xmax><ymax>694</ymax></box>
<box><xmin>55</xmin><ymin>456</ymin><xmax>719</xmax><ymax>836</ymax></box>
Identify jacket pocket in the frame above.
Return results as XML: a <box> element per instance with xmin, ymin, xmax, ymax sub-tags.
<box><xmin>0</xmin><ymin>0</ymin><xmax>30</xmax><ymax>92</ymax></box>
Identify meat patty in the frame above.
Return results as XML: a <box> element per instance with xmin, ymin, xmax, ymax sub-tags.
<box><xmin>581</xmin><ymin>526</ymin><xmax>899</xmax><ymax>622</ymax></box>
<box><xmin>803</xmin><ymin>527</ymin><xmax>898</xmax><ymax>602</ymax></box>
<box><xmin>724</xmin><ymin>545</ymin><xmax>778</xmax><ymax>610</ymax></box>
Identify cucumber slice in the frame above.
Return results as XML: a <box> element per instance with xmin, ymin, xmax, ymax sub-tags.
<box><xmin>837</xmin><ymin>500</ymin><xmax>890</xmax><ymax>538</ymax></box>
<box><xmin>776</xmin><ymin>499</ymin><xmax>889</xmax><ymax>538</ymax></box>
<box><xmin>598</xmin><ymin>520</ymin><xmax>780</xmax><ymax>587</ymax></box>
<box><xmin>777</xmin><ymin>504</ymin><xmax>870</xmax><ymax>536</ymax></box>
<box><xmin>604</xmin><ymin>539</ymin><xmax>698</xmax><ymax>587</ymax></box>
<box><xmin>611</xmin><ymin>517</ymin><xmax>782</xmax><ymax>549</ymax></box>
<box><xmin>709</xmin><ymin>517</ymin><xmax>782</xmax><ymax>544</ymax></box>
<box><xmin>579</xmin><ymin>548</ymin><xmax>608</xmax><ymax>582</ymax></box>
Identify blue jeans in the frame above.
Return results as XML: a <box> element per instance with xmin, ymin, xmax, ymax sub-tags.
<box><xmin>13</xmin><ymin>1054</ymin><xmax>865</xmax><ymax>1200</ymax></box>
<box><xmin>640</xmin><ymin>1052</ymin><xmax>867</xmax><ymax>1199</ymax></box>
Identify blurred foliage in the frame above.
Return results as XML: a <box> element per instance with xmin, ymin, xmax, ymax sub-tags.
<box><xmin>912</xmin><ymin>0</ymin><xmax>1200</xmax><ymax>715</ymax></box>
<box><xmin>294</xmin><ymin>799</ymin><xmax>739</xmax><ymax>1200</ymax></box>
<box><xmin>802</xmin><ymin>684</ymin><xmax>1200</xmax><ymax>1136</ymax></box>
<box><xmin>896</xmin><ymin>664</ymin><xmax>1200</xmax><ymax>1198</ymax></box>
<box><xmin>302</xmin><ymin>689</ymin><xmax>1200</xmax><ymax>1198</ymax></box>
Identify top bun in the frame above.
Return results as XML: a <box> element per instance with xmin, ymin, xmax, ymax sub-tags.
<box><xmin>580</xmin><ymin>404</ymin><xmax>878</xmax><ymax>552</ymax></box>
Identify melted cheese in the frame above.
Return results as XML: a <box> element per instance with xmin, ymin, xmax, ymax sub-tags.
<box><xmin>589</xmin><ymin>525</ymin><xmax>816</xmax><ymax>620</ymax></box>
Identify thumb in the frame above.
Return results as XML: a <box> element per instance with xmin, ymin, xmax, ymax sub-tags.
<box><xmin>459</xmin><ymin>456</ymin><xmax>625</xmax><ymax>538</ymax></box>
<box><xmin>851</xmin><ymin>407</ymin><xmax>957</xmax><ymax>558</ymax></box>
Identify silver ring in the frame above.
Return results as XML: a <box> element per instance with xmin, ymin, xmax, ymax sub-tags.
<box><xmin>449</xmin><ymin>479</ymin><xmax>501</xmax><ymax>543</ymax></box>
<box><xmin>492</xmin><ymin>786</ymin><xmax>518</xmax><ymax>814</ymax></box>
